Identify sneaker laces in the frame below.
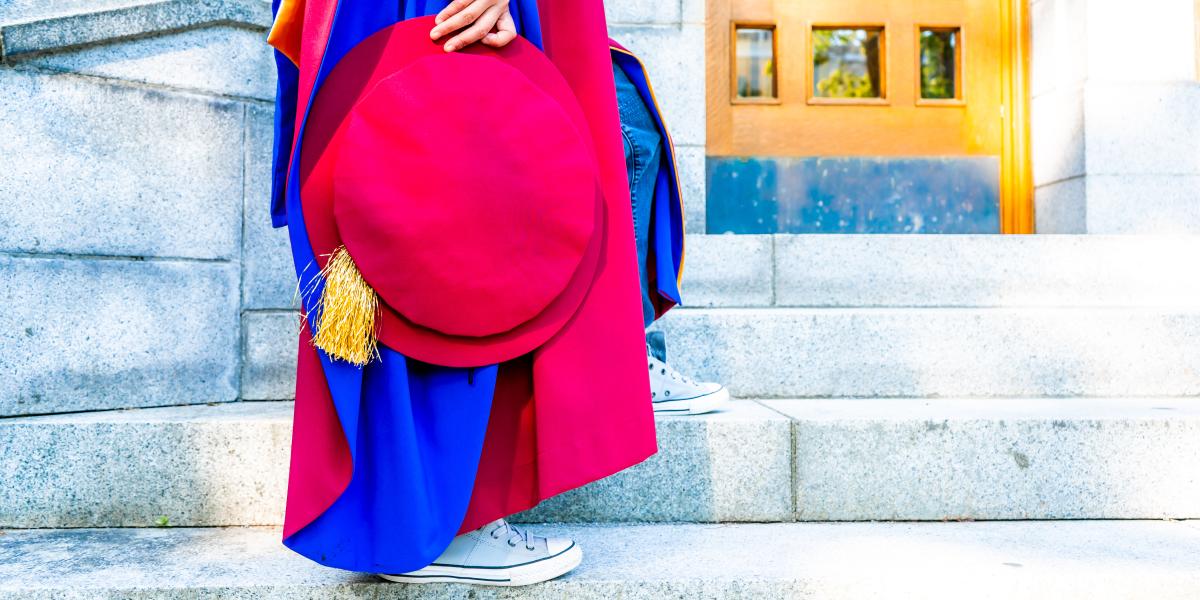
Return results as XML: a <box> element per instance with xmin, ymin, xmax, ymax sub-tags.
<box><xmin>484</xmin><ymin>519</ymin><xmax>536</xmax><ymax>551</ymax></box>
<box><xmin>649</xmin><ymin>354</ymin><xmax>698</xmax><ymax>386</ymax></box>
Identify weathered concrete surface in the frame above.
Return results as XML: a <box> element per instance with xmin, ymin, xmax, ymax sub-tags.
<box><xmin>766</xmin><ymin>397</ymin><xmax>1200</xmax><ymax>520</ymax></box>
<box><xmin>3</xmin><ymin>522</ymin><xmax>1200</xmax><ymax>599</ymax></box>
<box><xmin>517</xmin><ymin>401</ymin><xmax>791</xmax><ymax>523</ymax></box>
<box><xmin>240</xmin><ymin>103</ymin><xmax>295</xmax><ymax>310</ymax></box>
<box><xmin>240</xmin><ymin>311</ymin><xmax>297</xmax><ymax>401</ymax></box>
<box><xmin>0</xmin><ymin>402</ymin><xmax>290</xmax><ymax>528</ymax></box>
<box><xmin>0</xmin><ymin>401</ymin><xmax>788</xmax><ymax>527</ymax></box>
<box><xmin>0</xmin><ymin>255</ymin><xmax>239</xmax><ymax>416</ymax></box>
<box><xmin>0</xmin><ymin>0</ymin><xmax>271</xmax><ymax>59</ymax></box>
<box><xmin>655</xmin><ymin>307</ymin><xmax>1200</xmax><ymax>398</ymax></box>
<box><xmin>27</xmin><ymin>25</ymin><xmax>276</xmax><ymax>100</ymax></box>
<box><xmin>678</xmin><ymin>235</ymin><xmax>772</xmax><ymax>307</ymax></box>
<box><xmin>0</xmin><ymin>69</ymin><xmax>244</xmax><ymax>259</ymax></box>
<box><xmin>771</xmin><ymin>234</ymin><xmax>1200</xmax><ymax>308</ymax></box>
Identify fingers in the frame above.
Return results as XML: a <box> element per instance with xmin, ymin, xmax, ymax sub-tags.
<box><xmin>481</xmin><ymin>9</ymin><xmax>517</xmax><ymax>48</ymax></box>
<box><xmin>431</xmin><ymin>0</ymin><xmax>504</xmax><ymax>43</ymax></box>
<box><xmin>441</xmin><ymin>3</ymin><xmax>504</xmax><ymax>52</ymax></box>
<box><xmin>434</xmin><ymin>0</ymin><xmax>474</xmax><ymax>26</ymax></box>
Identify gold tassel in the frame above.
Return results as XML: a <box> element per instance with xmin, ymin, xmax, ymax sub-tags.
<box><xmin>311</xmin><ymin>245</ymin><xmax>380</xmax><ymax>366</ymax></box>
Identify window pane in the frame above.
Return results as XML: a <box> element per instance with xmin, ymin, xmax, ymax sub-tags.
<box><xmin>812</xmin><ymin>27</ymin><xmax>884</xmax><ymax>98</ymax></box>
<box><xmin>920</xmin><ymin>28</ymin><xmax>959</xmax><ymax>99</ymax></box>
<box><xmin>735</xmin><ymin>27</ymin><xmax>776</xmax><ymax>99</ymax></box>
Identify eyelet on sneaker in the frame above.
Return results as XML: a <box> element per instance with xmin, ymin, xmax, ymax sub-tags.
<box><xmin>664</xmin><ymin>390</ymin><xmax>670</xmax><ymax>396</ymax></box>
<box><xmin>508</xmin><ymin>540</ymin><xmax>518</xmax><ymax>547</ymax></box>
<box><xmin>652</xmin><ymin>392</ymin><xmax>656</xmax><ymax>398</ymax></box>
<box><xmin>526</xmin><ymin>545</ymin><xmax>536</xmax><ymax>551</ymax></box>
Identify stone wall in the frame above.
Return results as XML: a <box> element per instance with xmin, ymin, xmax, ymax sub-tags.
<box><xmin>1031</xmin><ymin>0</ymin><xmax>1200</xmax><ymax>233</ymax></box>
<box><xmin>0</xmin><ymin>0</ymin><xmax>707</xmax><ymax>415</ymax></box>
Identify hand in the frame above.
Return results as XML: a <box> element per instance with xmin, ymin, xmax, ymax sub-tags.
<box><xmin>431</xmin><ymin>0</ymin><xmax>518</xmax><ymax>52</ymax></box>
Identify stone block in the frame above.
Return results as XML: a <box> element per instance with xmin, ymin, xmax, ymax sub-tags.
<box><xmin>0</xmin><ymin>69</ymin><xmax>243</xmax><ymax>259</ymax></box>
<box><xmin>605</xmin><ymin>1</ymin><xmax>680</xmax><ymax>25</ymax></box>
<box><xmin>27</xmin><ymin>25</ymin><xmax>277</xmax><ymax>100</ymax></box>
<box><xmin>0</xmin><ymin>0</ymin><xmax>271</xmax><ymax>58</ymax></box>
<box><xmin>0</xmin><ymin>402</ymin><xmax>291</xmax><ymax>528</ymax></box>
<box><xmin>1034</xmin><ymin>177</ymin><xmax>1086</xmax><ymax>233</ymax></box>
<box><xmin>654</xmin><ymin>307</ymin><xmax>1200</xmax><ymax>398</ymax></box>
<box><xmin>0</xmin><ymin>255</ymin><xmax>239</xmax><ymax>416</ymax></box>
<box><xmin>1084</xmin><ymin>82</ymin><xmax>1200</xmax><ymax>176</ymax></box>
<box><xmin>241</xmin><ymin>310</ymin><xmax>298</xmax><ymax>401</ymax></box>
<box><xmin>772</xmin><ymin>234</ymin><xmax>1200</xmax><ymax>307</ymax></box>
<box><xmin>1085</xmin><ymin>0</ymin><xmax>1196</xmax><ymax>84</ymax></box>
<box><xmin>1031</xmin><ymin>86</ymin><xmax>1085</xmax><ymax>186</ymax></box>
<box><xmin>675</xmin><ymin>144</ymin><xmax>706</xmax><ymax>233</ymax></box>
<box><xmin>241</xmin><ymin>103</ymin><xmax>296</xmax><ymax>310</ymax></box>
<box><xmin>678</xmin><ymin>234</ymin><xmax>772</xmax><ymax>307</ymax></box>
<box><xmin>1085</xmin><ymin>174</ymin><xmax>1200</xmax><ymax>233</ymax></box>
<box><xmin>517</xmin><ymin>401</ymin><xmax>792</xmax><ymax>523</ymax></box>
<box><xmin>607</xmin><ymin>24</ymin><xmax>705</xmax><ymax>147</ymax></box>
<box><xmin>767</xmin><ymin>397</ymin><xmax>1200</xmax><ymax>520</ymax></box>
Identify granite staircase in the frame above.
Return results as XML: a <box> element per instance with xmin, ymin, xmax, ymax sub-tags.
<box><xmin>2</xmin><ymin>2</ymin><xmax>1200</xmax><ymax>599</ymax></box>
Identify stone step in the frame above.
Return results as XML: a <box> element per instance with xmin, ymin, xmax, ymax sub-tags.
<box><xmin>0</xmin><ymin>400</ymin><xmax>791</xmax><ymax>528</ymax></box>
<box><xmin>654</xmin><ymin>307</ymin><xmax>1200</xmax><ymax>397</ymax></box>
<box><xmin>3</xmin><ymin>522</ymin><xmax>1200</xmax><ymax>599</ymax></box>
<box><xmin>767</xmin><ymin>397</ymin><xmax>1200</xmax><ymax>520</ymax></box>
<box><xmin>4</xmin><ymin>398</ymin><xmax>1198</xmax><ymax>528</ymax></box>
<box><xmin>681</xmin><ymin>234</ymin><xmax>1200</xmax><ymax>308</ymax></box>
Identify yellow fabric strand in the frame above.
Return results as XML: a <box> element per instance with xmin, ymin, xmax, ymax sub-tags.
<box><xmin>311</xmin><ymin>245</ymin><xmax>380</xmax><ymax>366</ymax></box>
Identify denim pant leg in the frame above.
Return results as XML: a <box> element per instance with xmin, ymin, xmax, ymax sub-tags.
<box><xmin>613</xmin><ymin>61</ymin><xmax>663</xmax><ymax>330</ymax></box>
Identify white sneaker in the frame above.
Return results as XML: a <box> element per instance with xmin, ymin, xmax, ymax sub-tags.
<box><xmin>648</xmin><ymin>352</ymin><xmax>730</xmax><ymax>415</ymax></box>
<box><xmin>379</xmin><ymin>519</ymin><xmax>582</xmax><ymax>586</ymax></box>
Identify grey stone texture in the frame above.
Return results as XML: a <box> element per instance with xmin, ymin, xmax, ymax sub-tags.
<box><xmin>0</xmin><ymin>69</ymin><xmax>245</xmax><ymax>259</ymax></box>
<box><xmin>0</xmin><ymin>255</ymin><xmax>239</xmax><ymax>416</ymax></box>
<box><xmin>27</xmin><ymin>25</ymin><xmax>277</xmax><ymax>99</ymax></box>
<box><xmin>771</xmin><ymin>234</ymin><xmax>1200</xmax><ymax>308</ymax></box>
<box><xmin>0</xmin><ymin>401</ymin><xmax>787</xmax><ymax>527</ymax></box>
<box><xmin>674</xmin><ymin>144</ymin><xmax>706</xmax><ymax>233</ymax></box>
<box><xmin>0</xmin><ymin>402</ymin><xmax>290</xmax><ymax>528</ymax></box>
<box><xmin>1030</xmin><ymin>0</ymin><xmax>1200</xmax><ymax>233</ymax></box>
<box><xmin>767</xmin><ymin>397</ymin><xmax>1200</xmax><ymax>520</ymax></box>
<box><xmin>241</xmin><ymin>103</ymin><xmax>296</xmax><ymax>310</ymax></box>
<box><xmin>678</xmin><ymin>234</ymin><xmax>772</xmax><ymax>307</ymax></box>
<box><xmin>240</xmin><ymin>310</ymin><xmax>298</xmax><ymax>401</ymax></box>
<box><xmin>4</xmin><ymin>521</ymin><xmax>1200</xmax><ymax>599</ymax></box>
<box><xmin>655</xmin><ymin>307</ymin><xmax>1200</xmax><ymax>398</ymax></box>
<box><xmin>0</xmin><ymin>0</ymin><xmax>271</xmax><ymax>59</ymax></box>
<box><xmin>517</xmin><ymin>401</ymin><xmax>791</xmax><ymax>523</ymax></box>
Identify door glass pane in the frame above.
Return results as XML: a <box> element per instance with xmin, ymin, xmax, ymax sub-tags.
<box><xmin>735</xmin><ymin>26</ymin><xmax>776</xmax><ymax>100</ymax></box>
<box><xmin>812</xmin><ymin>27</ymin><xmax>884</xmax><ymax>98</ymax></box>
<box><xmin>920</xmin><ymin>28</ymin><xmax>959</xmax><ymax>99</ymax></box>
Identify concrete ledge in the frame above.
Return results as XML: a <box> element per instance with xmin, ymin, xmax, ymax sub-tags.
<box><xmin>0</xmin><ymin>69</ymin><xmax>244</xmax><ymax>259</ymax></box>
<box><xmin>3</xmin><ymin>522</ymin><xmax>1200</xmax><ymax>599</ymax></box>
<box><xmin>0</xmin><ymin>0</ymin><xmax>272</xmax><ymax>60</ymax></box>
<box><xmin>0</xmin><ymin>401</ymin><xmax>787</xmax><ymax>528</ymax></box>
<box><xmin>517</xmin><ymin>401</ymin><xmax>791</xmax><ymax>523</ymax></box>
<box><xmin>655</xmin><ymin>307</ymin><xmax>1200</xmax><ymax>397</ymax></box>
<box><xmin>679</xmin><ymin>234</ymin><xmax>1200</xmax><ymax>308</ymax></box>
<box><xmin>0</xmin><ymin>255</ymin><xmax>239</xmax><ymax>416</ymax></box>
<box><xmin>767</xmin><ymin>397</ymin><xmax>1200</xmax><ymax>520</ymax></box>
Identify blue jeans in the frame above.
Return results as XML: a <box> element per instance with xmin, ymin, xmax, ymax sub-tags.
<box><xmin>613</xmin><ymin>61</ymin><xmax>662</xmax><ymax>330</ymax></box>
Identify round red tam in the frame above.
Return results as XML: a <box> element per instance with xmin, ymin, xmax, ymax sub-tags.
<box><xmin>299</xmin><ymin>16</ymin><xmax>605</xmax><ymax>367</ymax></box>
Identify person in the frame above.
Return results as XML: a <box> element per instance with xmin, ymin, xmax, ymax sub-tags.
<box><xmin>266</xmin><ymin>0</ymin><xmax>724</xmax><ymax>587</ymax></box>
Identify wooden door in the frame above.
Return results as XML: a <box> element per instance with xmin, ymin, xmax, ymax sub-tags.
<box><xmin>706</xmin><ymin>0</ymin><xmax>1032</xmax><ymax>233</ymax></box>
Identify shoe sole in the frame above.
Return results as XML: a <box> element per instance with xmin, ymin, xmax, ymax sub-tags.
<box><xmin>651</xmin><ymin>386</ymin><xmax>731</xmax><ymax>416</ymax></box>
<box><xmin>378</xmin><ymin>542</ymin><xmax>582</xmax><ymax>586</ymax></box>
